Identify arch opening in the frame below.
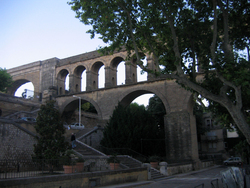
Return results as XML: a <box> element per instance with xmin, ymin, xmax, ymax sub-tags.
<box><xmin>62</xmin><ymin>99</ymin><xmax>99</xmax><ymax>129</ymax></box>
<box><xmin>73</xmin><ymin>65</ymin><xmax>86</xmax><ymax>92</ymax></box>
<box><xmin>105</xmin><ymin>91</ymin><xmax>166</xmax><ymax>157</ymax></box>
<box><xmin>14</xmin><ymin>80</ymin><xmax>35</xmax><ymax>100</ymax></box>
<box><xmin>91</xmin><ymin>61</ymin><xmax>105</xmax><ymax>89</ymax></box>
<box><xmin>57</xmin><ymin>69</ymin><xmax>69</xmax><ymax>95</ymax></box>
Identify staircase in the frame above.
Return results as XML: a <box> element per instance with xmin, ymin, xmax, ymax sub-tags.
<box><xmin>71</xmin><ymin>128</ymin><xmax>166</xmax><ymax>180</ymax></box>
<box><xmin>74</xmin><ymin>140</ymin><xmax>106</xmax><ymax>157</ymax></box>
<box><xmin>117</xmin><ymin>155</ymin><xmax>165</xmax><ymax>180</ymax></box>
<box><xmin>151</xmin><ymin>168</ymin><xmax>166</xmax><ymax>180</ymax></box>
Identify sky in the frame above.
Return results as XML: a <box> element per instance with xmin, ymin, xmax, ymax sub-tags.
<box><xmin>0</xmin><ymin>0</ymin><xmax>153</xmax><ymax>106</ymax></box>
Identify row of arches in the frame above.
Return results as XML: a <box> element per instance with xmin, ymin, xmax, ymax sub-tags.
<box><xmin>56</xmin><ymin>54</ymin><xmax>152</xmax><ymax>95</ymax></box>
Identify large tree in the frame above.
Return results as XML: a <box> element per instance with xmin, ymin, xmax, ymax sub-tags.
<box><xmin>0</xmin><ymin>68</ymin><xmax>12</xmax><ymax>92</ymax></box>
<box><xmin>33</xmin><ymin>100</ymin><xmax>69</xmax><ymax>170</ymax></box>
<box><xmin>101</xmin><ymin>103</ymin><xmax>165</xmax><ymax>156</ymax></box>
<box><xmin>69</xmin><ymin>0</ymin><xmax>250</xmax><ymax>143</ymax></box>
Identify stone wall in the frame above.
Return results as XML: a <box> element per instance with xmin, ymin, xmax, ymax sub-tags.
<box><xmin>0</xmin><ymin>93</ymin><xmax>40</xmax><ymax>118</ymax></box>
<box><xmin>78</xmin><ymin>126</ymin><xmax>104</xmax><ymax>150</ymax></box>
<box><xmin>167</xmin><ymin>160</ymin><xmax>214</xmax><ymax>176</ymax></box>
<box><xmin>0</xmin><ymin>167</ymin><xmax>147</xmax><ymax>188</ymax></box>
<box><xmin>0</xmin><ymin>119</ymin><xmax>36</xmax><ymax>160</ymax></box>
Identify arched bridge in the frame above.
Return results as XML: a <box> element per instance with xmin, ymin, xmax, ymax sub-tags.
<box><xmin>7</xmin><ymin>49</ymin><xmax>199</xmax><ymax>163</ymax></box>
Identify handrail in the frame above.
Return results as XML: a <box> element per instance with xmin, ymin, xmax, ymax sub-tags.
<box><xmin>99</xmin><ymin>146</ymin><xmax>148</xmax><ymax>162</ymax></box>
<box><xmin>211</xmin><ymin>179</ymin><xmax>219</xmax><ymax>188</ymax></box>
<box><xmin>193</xmin><ymin>183</ymin><xmax>204</xmax><ymax>188</ymax></box>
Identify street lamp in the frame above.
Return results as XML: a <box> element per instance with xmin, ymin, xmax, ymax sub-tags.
<box><xmin>73</xmin><ymin>95</ymin><xmax>81</xmax><ymax>126</ymax></box>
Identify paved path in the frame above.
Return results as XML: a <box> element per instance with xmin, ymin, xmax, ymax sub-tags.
<box><xmin>100</xmin><ymin>165</ymin><xmax>228</xmax><ymax>188</ymax></box>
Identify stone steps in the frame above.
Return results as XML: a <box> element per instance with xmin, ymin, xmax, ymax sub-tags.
<box><xmin>117</xmin><ymin>155</ymin><xmax>165</xmax><ymax>180</ymax></box>
<box><xmin>74</xmin><ymin>140</ymin><xmax>105</xmax><ymax>156</ymax></box>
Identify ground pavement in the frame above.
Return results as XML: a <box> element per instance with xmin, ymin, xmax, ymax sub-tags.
<box><xmin>100</xmin><ymin>165</ymin><xmax>228</xmax><ymax>188</ymax></box>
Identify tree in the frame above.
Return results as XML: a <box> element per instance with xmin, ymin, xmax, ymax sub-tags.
<box><xmin>33</xmin><ymin>100</ymin><xmax>69</xmax><ymax>171</ymax></box>
<box><xmin>69</xmin><ymin>0</ymin><xmax>250</xmax><ymax>144</ymax></box>
<box><xmin>0</xmin><ymin>68</ymin><xmax>12</xmax><ymax>92</ymax></box>
<box><xmin>147</xmin><ymin>94</ymin><xmax>166</xmax><ymax>131</ymax></box>
<box><xmin>101</xmin><ymin>103</ymin><xmax>165</xmax><ymax>156</ymax></box>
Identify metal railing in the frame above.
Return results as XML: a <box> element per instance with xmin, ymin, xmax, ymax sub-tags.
<box><xmin>211</xmin><ymin>179</ymin><xmax>219</xmax><ymax>188</ymax></box>
<box><xmin>193</xmin><ymin>183</ymin><xmax>204</xmax><ymax>188</ymax></box>
<box><xmin>0</xmin><ymin>159</ymin><xmax>66</xmax><ymax>179</ymax></box>
<box><xmin>99</xmin><ymin>146</ymin><xmax>148</xmax><ymax>162</ymax></box>
<box><xmin>0</xmin><ymin>157</ymin><xmax>110</xmax><ymax>179</ymax></box>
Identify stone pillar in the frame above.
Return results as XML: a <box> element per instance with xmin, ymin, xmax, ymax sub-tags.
<box><xmin>164</xmin><ymin>111</ymin><xmax>198</xmax><ymax>163</ymax></box>
<box><xmin>86</xmin><ymin>70</ymin><xmax>92</xmax><ymax>91</ymax></box>
<box><xmin>104</xmin><ymin>66</ymin><xmax>117</xmax><ymax>88</ymax></box>
<box><xmin>159</xmin><ymin>162</ymin><xmax>168</xmax><ymax>175</ymax></box>
<box><xmin>86</xmin><ymin>71</ymin><xmax>98</xmax><ymax>91</ymax></box>
<box><xmin>57</xmin><ymin>77</ymin><xmax>65</xmax><ymax>95</ymax></box>
<box><xmin>146</xmin><ymin>53</ymin><xmax>159</xmax><ymax>81</ymax></box>
<box><xmin>69</xmin><ymin>74</ymin><xmax>81</xmax><ymax>93</ymax></box>
<box><xmin>125</xmin><ymin>60</ymin><xmax>137</xmax><ymax>84</ymax></box>
<box><xmin>142</xmin><ymin>163</ymin><xmax>151</xmax><ymax>180</ymax></box>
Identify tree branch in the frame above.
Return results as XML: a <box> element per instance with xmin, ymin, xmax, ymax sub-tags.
<box><xmin>210</xmin><ymin>0</ymin><xmax>218</xmax><ymax>64</ymax></box>
<box><xmin>160</xmin><ymin>3</ymin><xmax>183</xmax><ymax>76</ymax></box>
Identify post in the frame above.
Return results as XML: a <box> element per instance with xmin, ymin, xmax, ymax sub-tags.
<box><xmin>73</xmin><ymin>95</ymin><xmax>81</xmax><ymax>126</ymax></box>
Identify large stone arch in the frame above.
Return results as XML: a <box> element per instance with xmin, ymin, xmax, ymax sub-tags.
<box><xmin>7</xmin><ymin>74</ymin><xmax>40</xmax><ymax>102</ymax></box>
<box><xmin>116</xmin><ymin>82</ymin><xmax>198</xmax><ymax>163</ymax></box>
<box><xmin>58</xmin><ymin>95</ymin><xmax>103</xmax><ymax>121</ymax></box>
<box><xmin>7</xmin><ymin>79</ymin><xmax>33</xmax><ymax>96</ymax></box>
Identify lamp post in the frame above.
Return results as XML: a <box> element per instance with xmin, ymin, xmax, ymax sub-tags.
<box><xmin>73</xmin><ymin>95</ymin><xmax>81</xmax><ymax>126</ymax></box>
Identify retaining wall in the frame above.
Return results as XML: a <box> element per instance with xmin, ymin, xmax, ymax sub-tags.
<box><xmin>0</xmin><ymin>167</ymin><xmax>148</xmax><ymax>188</ymax></box>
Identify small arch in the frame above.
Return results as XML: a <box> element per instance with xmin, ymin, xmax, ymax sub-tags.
<box><xmin>91</xmin><ymin>61</ymin><xmax>105</xmax><ymax>89</ymax></box>
<box><xmin>110</xmin><ymin>56</ymin><xmax>125</xmax><ymax>86</ymax></box>
<box><xmin>57</xmin><ymin>69</ymin><xmax>69</xmax><ymax>95</ymax></box>
<box><xmin>74</xmin><ymin>65</ymin><xmax>86</xmax><ymax>92</ymax></box>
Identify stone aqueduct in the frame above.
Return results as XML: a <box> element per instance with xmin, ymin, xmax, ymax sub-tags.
<box><xmin>7</xmin><ymin>49</ymin><xmax>199</xmax><ymax>163</ymax></box>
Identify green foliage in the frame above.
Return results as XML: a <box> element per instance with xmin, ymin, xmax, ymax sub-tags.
<box><xmin>234</xmin><ymin>140</ymin><xmax>250</xmax><ymax>164</ymax></box>
<box><xmin>149</xmin><ymin>155</ymin><xmax>161</xmax><ymax>162</ymax></box>
<box><xmin>33</xmin><ymin>100</ymin><xmax>69</xmax><ymax>160</ymax></box>
<box><xmin>0</xmin><ymin>68</ymin><xmax>12</xmax><ymax>92</ymax></box>
<box><xmin>69</xmin><ymin>0</ymin><xmax>250</xmax><ymax>143</ymax></box>
<box><xmin>81</xmin><ymin>102</ymin><xmax>97</xmax><ymax>113</ymax></box>
<box><xmin>60</xmin><ymin>150</ymin><xmax>76</xmax><ymax>165</ymax></box>
<box><xmin>147</xmin><ymin>95</ymin><xmax>166</xmax><ymax>130</ymax></box>
<box><xmin>101</xmin><ymin>102</ymin><xmax>165</xmax><ymax>156</ymax></box>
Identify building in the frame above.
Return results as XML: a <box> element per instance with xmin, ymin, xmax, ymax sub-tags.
<box><xmin>198</xmin><ymin>113</ymin><xmax>239</xmax><ymax>160</ymax></box>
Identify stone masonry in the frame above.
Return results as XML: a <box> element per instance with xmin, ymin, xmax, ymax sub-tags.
<box><xmin>6</xmin><ymin>49</ymin><xmax>200</xmax><ymax>163</ymax></box>
<box><xmin>0</xmin><ymin>119</ymin><xmax>37</xmax><ymax>160</ymax></box>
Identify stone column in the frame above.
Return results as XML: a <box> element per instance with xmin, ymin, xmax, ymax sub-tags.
<box><xmin>125</xmin><ymin>60</ymin><xmax>137</xmax><ymax>84</ymax></box>
<box><xmin>86</xmin><ymin>70</ymin><xmax>98</xmax><ymax>91</ymax></box>
<box><xmin>104</xmin><ymin>66</ymin><xmax>117</xmax><ymax>88</ymax></box>
<box><xmin>164</xmin><ymin>111</ymin><xmax>199</xmax><ymax>163</ymax></box>
<box><xmin>146</xmin><ymin>53</ymin><xmax>159</xmax><ymax>81</ymax></box>
<box><xmin>69</xmin><ymin>74</ymin><xmax>81</xmax><ymax>93</ymax></box>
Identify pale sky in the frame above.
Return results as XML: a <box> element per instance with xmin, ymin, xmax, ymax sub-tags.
<box><xmin>0</xmin><ymin>0</ymin><xmax>153</xmax><ymax>106</ymax></box>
